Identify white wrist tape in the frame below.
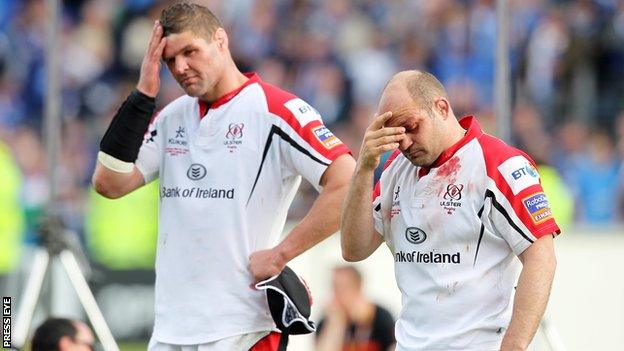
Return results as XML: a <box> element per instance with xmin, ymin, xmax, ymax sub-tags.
<box><xmin>97</xmin><ymin>151</ymin><xmax>134</xmax><ymax>173</ymax></box>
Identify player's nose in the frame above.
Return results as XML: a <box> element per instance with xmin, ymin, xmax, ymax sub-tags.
<box><xmin>173</xmin><ymin>57</ymin><xmax>189</xmax><ymax>75</ymax></box>
<box><xmin>398</xmin><ymin>137</ymin><xmax>412</xmax><ymax>151</ymax></box>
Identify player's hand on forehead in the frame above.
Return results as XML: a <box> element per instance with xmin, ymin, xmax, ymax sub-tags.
<box><xmin>368</xmin><ymin>111</ymin><xmax>405</xmax><ymax>136</ymax></box>
<box><xmin>149</xmin><ymin>21</ymin><xmax>165</xmax><ymax>50</ymax></box>
<box><xmin>383</xmin><ymin>107</ymin><xmax>418</xmax><ymax>129</ymax></box>
<box><xmin>357</xmin><ymin>111</ymin><xmax>406</xmax><ymax>171</ymax></box>
<box><xmin>369</xmin><ymin>110</ymin><xmax>394</xmax><ymax>129</ymax></box>
<box><xmin>136</xmin><ymin>21</ymin><xmax>167</xmax><ymax>97</ymax></box>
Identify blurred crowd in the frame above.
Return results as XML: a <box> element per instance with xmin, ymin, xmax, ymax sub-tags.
<box><xmin>1</xmin><ymin>0</ymin><xmax>624</xmax><ymax>273</ymax></box>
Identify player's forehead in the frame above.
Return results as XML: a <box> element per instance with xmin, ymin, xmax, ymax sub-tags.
<box><xmin>163</xmin><ymin>30</ymin><xmax>209</xmax><ymax>57</ymax></box>
<box><xmin>379</xmin><ymin>85</ymin><xmax>420</xmax><ymax>127</ymax></box>
<box><xmin>381</xmin><ymin>103</ymin><xmax>421</xmax><ymax>128</ymax></box>
<box><xmin>385</xmin><ymin>111</ymin><xmax>414</xmax><ymax>128</ymax></box>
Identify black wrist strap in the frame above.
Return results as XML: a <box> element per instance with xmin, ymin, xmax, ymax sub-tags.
<box><xmin>100</xmin><ymin>90</ymin><xmax>156</xmax><ymax>163</ymax></box>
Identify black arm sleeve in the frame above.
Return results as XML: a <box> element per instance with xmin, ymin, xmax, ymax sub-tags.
<box><xmin>99</xmin><ymin>90</ymin><xmax>156</xmax><ymax>162</ymax></box>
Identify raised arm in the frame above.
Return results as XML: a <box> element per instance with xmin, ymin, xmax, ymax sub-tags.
<box><xmin>501</xmin><ymin>234</ymin><xmax>557</xmax><ymax>350</ymax></box>
<box><xmin>341</xmin><ymin>112</ymin><xmax>405</xmax><ymax>261</ymax></box>
<box><xmin>92</xmin><ymin>21</ymin><xmax>166</xmax><ymax>199</ymax></box>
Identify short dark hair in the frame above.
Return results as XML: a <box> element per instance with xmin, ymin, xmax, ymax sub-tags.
<box><xmin>31</xmin><ymin>318</ymin><xmax>77</xmax><ymax>351</ymax></box>
<box><xmin>160</xmin><ymin>1</ymin><xmax>222</xmax><ymax>41</ymax></box>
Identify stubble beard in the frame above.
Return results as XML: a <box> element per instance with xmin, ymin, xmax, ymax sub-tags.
<box><xmin>410</xmin><ymin>157</ymin><xmax>434</xmax><ymax>168</ymax></box>
<box><xmin>181</xmin><ymin>80</ymin><xmax>206</xmax><ymax>97</ymax></box>
<box><xmin>403</xmin><ymin>149</ymin><xmax>434</xmax><ymax>167</ymax></box>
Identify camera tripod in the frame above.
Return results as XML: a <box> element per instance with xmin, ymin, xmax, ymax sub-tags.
<box><xmin>9</xmin><ymin>0</ymin><xmax>119</xmax><ymax>349</ymax></box>
<box><xmin>12</xmin><ymin>216</ymin><xmax>119</xmax><ymax>351</ymax></box>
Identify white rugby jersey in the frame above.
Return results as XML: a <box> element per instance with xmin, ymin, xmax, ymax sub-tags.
<box><xmin>135</xmin><ymin>73</ymin><xmax>350</xmax><ymax>344</ymax></box>
<box><xmin>372</xmin><ymin>117</ymin><xmax>560</xmax><ymax>351</ymax></box>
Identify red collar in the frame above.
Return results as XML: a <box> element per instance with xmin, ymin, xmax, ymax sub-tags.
<box><xmin>418</xmin><ymin>116</ymin><xmax>482</xmax><ymax>176</ymax></box>
<box><xmin>198</xmin><ymin>72</ymin><xmax>261</xmax><ymax>118</ymax></box>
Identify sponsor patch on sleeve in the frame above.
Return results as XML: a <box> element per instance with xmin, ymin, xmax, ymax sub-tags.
<box><xmin>312</xmin><ymin>125</ymin><xmax>341</xmax><ymax>149</ymax></box>
<box><xmin>523</xmin><ymin>192</ymin><xmax>553</xmax><ymax>224</ymax></box>
<box><xmin>497</xmin><ymin>155</ymin><xmax>540</xmax><ymax>195</ymax></box>
<box><xmin>284</xmin><ymin>98</ymin><xmax>322</xmax><ymax>126</ymax></box>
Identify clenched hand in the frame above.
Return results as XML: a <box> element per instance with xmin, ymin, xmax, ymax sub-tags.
<box><xmin>249</xmin><ymin>248</ymin><xmax>287</xmax><ymax>283</ymax></box>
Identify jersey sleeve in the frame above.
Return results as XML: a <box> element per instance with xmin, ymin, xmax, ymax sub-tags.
<box><xmin>262</xmin><ymin>84</ymin><xmax>351</xmax><ymax>190</ymax></box>
<box><xmin>485</xmin><ymin>153</ymin><xmax>561</xmax><ymax>255</ymax></box>
<box><xmin>280</xmin><ymin>117</ymin><xmax>350</xmax><ymax>190</ymax></box>
<box><xmin>372</xmin><ymin>181</ymin><xmax>384</xmax><ymax>237</ymax></box>
<box><xmin>372</xmin><ymin>150</ymin><xmax>401</xmax><ymax>238</ymax></box>
<box><xmin>135</xmin><ymin>112</ymin><xmax>161</xmax><ymax>183</ymax></box>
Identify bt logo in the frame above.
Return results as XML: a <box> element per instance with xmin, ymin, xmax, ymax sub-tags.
<box><xmin>512</xmin><ymin>164</ymin><xmax>538</xmax><ymax>180</ymax></box>
<box><xmin>297</xmin><ymin>103</ymin><xmax>319</xmax><ymax>115</ymax></box>
<box><xmin>298</xmin><ymin>105</ymin><xmax>312</xmax><ymax>114</ymax></box>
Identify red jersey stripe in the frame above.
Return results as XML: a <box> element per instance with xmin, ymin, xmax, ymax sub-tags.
<box><xmin>259</xmin><ymin>81</ymin><xmax>350</xmax><ymax>161</ymax></box>
<box><xmin>477</xmin><ymin>134</ymin><xmax>560</xmax><ymax>239</ymax></box>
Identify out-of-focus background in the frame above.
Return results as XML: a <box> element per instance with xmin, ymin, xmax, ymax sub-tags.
<box><xmin>0</xmin><ymin>0</ymin><xmax>623</xmax><ymax>350</ymax></box>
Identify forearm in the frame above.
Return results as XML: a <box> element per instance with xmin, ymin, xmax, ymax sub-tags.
<box><xmin>92</xmin><ymin>162</ymin><xmax>145</xmax><ymax>199</ymax></box>
<box><xmin>92</xmin><ymin>22</ymin><xmax>164</xmax><ymax>199</ymax></box>
<box><xmin>276</xmin><ymin>180</ymin><xmax>348</xmax><ymax>262</ymax></box>
<box><xmin>100</xmin><ymin>90</ymin><xmax>155</xmax><ymax>163</ymax></box>
<box><xmin>92</xmin><ymin>88</ymin><xmax>155</xmax><ymax>199</ymax></box>
<box><xmin>339</xmin><ymin>111</ymin><xmax>400</xmax><ymax>261</ymax></box>
<box><xmin>248</xmin><ymin>156</ymin><xmax>354</xmax><ymax>281</ymax></box>
<box><xmin>340</xmin><ymin>165</ymin><xmax>382</xmax><ymax>261</ymax></box>
<box><xmin>501</xmin><ymin>244</ymin><xmax>556</xmax><ymax>350</ymax></box>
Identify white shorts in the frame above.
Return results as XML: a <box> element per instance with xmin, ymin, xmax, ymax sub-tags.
<box><xmin>148</xmin><ymin>331</ymin><xmax>271</xmax><ymax>351</ymax></box>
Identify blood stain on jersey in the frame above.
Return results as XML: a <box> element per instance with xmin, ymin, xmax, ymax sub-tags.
<box><xmin>523</xmin><ymin>192</ymin><xmax>553</xmax><ymax>224</ymax></box>
<box><xmin>312</xmin><ymin>125</ymin><xmax>341</xmax><ymax>149</ymax></box>
<box><xmin>437</xmin><ymin>157</ymin><xmax>461</xmax><ymax>180</ymax></box>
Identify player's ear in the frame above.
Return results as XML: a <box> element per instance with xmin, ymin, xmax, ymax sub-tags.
<box><xmin>214</xmin><ymin>27</ymin><xmax>228</xmax><ymax>50</ymax></box>
<box><xmin>434</xmin><ymin>98</ymin><xmax>450</xmax><ymax>119</ymax></box>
